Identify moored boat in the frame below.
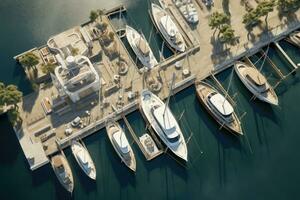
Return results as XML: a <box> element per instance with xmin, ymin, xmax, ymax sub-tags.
<box><xmin>150</xmin><ymin>3</ymin><xmax>186</xmax><ymax>52</ymax></box>
<box><xmin>195</xmin><ymin>81</ymin><xmax>243</xmax><ymax>135</ymax></box>
<box><xmin>71</xmin><ymin>140</ymin><xmax>96</xmax><ymax>180</ymax></box>
<box><xmin>126</xmin><ymin>25</ymin><xmax>158</xmax><ymax>69</ymax></box>
<box><xmin>173</xmin><ymin>0</ymin><xmax>199</xmax><ymax>24</ymax></box>
<box><xmin>140</xmin><ymin>90</ymin><xmax>188</xmax><ymax>161</ymax></box>
<box><xmin>234</xmin><ymin>61</ymin><xmax>278</xmax><ymax>106</ymax></box>
<box><xmin>289</xmin><ymin>31</ymin><xmax>300</xmax><ymax>48</ymax></box>
<box><xmin>50</xmin><ymin>154</ymin><xmax>74</xmax><ymax>193</ymax></box>
<box><xmin>106</xmin><ymin>121</ymin><xmax>136</xmax><ymax>172</ymax></box>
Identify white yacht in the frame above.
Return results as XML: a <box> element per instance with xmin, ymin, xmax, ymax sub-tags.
<box><xmin>195</xmin><ymin>81</ymin><xmax>243</xmax><ymax>135</ymax></box>
<box><xmin>50</xmin><ymin>154</ymin><xmax>74</xmax><ymax>193</ymax></box>
<box><xmin>106</xmin><ymin>122</ymin><xmax>136</xmax><ymax>172</ymax></box>
<box><xmin>234</xmin><ymin>61</ymin><xmax>278</xmax><ymax>106</ymax></box>
<box><xmin>71</xmin><ymin>140</ymin><xmax>96</xmax><ymax>180</ymax></box>
<box><xmin>140</xmin><ymin>90</ymin><xmax>188</xmax><ymax>161</ymax></box>
<box><xmin>151</xmin><ymin>3</ymin><xmax>186</xmax><ymax>52</ymax></box>
<box><xmin>289</xmin><ymin>31</ymin><xmax>300</xmax><ymax>48</ymax></box>
<box><xmin>126</xmin><ymin>25</ymin><xmax>158</xmax><ymax>69</ymax></box>
<box><xmin>173</xmin><ymin>0</ymin><xmax>199</xmax><ymax>24</ymax></box>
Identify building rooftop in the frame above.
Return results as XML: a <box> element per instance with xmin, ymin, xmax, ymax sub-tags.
<box><xmin>54</xmin><ymin>55</ymin><xmax>99</xmax><ymax>93</ymax></box>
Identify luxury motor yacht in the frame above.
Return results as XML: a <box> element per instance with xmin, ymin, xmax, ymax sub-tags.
<box><xmin>106</xmin><ymin>121</ymin><xmax>136</xmax><ymax>172</ymax></box>
<box><xmin>50</xmin><ymin>154</ymin><xmax>74</xmax><ymax>193</ymax></box>
<box><xmin>140</xmin><ymin>90</ymin><xmax>188</xmax><ymax>161</ymax></box>
<box><xmin>173</xmin><ymin>0</ymin><xmax>199</xmax><ymax>24</ymax></box>
<box><xmin>71</xmin><ymin>140</ymin><xmax>96</xmax><ymax>180</ymax></box>
<box><xmin>126</xmin><ymin>25</ymin><xmax>158</xmax><ymax>69</ymax></box>
<box><xmin>289</xmin><ymin>31</ymin><xmax>300</xmax><ymax>48</ymax></box>
<box><xmin>195</xmin><ymin>81</ymin><xmax>243</xmax><ymax>135</ymax></box>
<box><xmin>151</xmin><ymin>3</ymin><xmax>186</xmax><ymax>52</ymax></box>
<box><xmin>234</xmin><ymin>61</ymin><xmax>278</xmax><ymax>106</ymax></box>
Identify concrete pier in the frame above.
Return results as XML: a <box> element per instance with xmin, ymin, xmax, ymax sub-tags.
<box><xmin>12</xmin><ymin>1</ymin><xmax>300</xmax><ymax>170</ymax></box>
<box><xmin>274</xmin><ymin>41</ymin><xmax>298</xmax><ymax>69</ymax></box>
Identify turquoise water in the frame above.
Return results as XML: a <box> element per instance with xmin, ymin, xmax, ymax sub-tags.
<box><xmin>1</xmin><ymin>0</ymin><xmax>300</xmax><ymax>199</ymax></box>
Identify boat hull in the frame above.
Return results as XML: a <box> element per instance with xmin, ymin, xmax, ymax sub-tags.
<box><xmin>234</xmin><ymin>61</ymin><xmax>278</xmax><ymax>106</ymax></box>
<box><xmin>150</xmin><ymin>3</ymin><xmax>186</xmax><ymax>52</ymax></box>
<box><xmin>71</xmin><ymin>140</ymin><xmax>96</xmax><ymax>180</ymax></box>
<box><xmin>195</xmin><ymin>81</ymin><xmax>243</xmax><ymax>136</ymax></box>
<box><xmin>50</xmin><ymin>155</ymin><xmax>74</xmax><ymax>193</ymax></box>
<box><xmin>140</xmin><ymin>90</ymin><xmax>188</xmax><ymax>161</ymax></box>
<box><xmin>125</xmin><ymin>25</ymin><xmax>158</xmax><ymax>69</ymax></box>
<box><xmin>106</xmin><ymin>122</ymin><xmax>136</xmax><ymax>172</ymax></box>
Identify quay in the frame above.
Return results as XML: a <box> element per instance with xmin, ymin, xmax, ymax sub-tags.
<box><xmin>12</xmin><ymin>1</ymin><xmax>300</xmax><ymax>170</ymax></box>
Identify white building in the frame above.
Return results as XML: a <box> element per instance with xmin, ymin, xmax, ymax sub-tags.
<box><xmin>51</xmin><ymin>55</ymin><xmax>100</xmax><ymax>103</ymax></box>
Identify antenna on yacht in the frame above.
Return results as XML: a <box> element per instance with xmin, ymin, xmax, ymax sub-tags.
<box><xmin>163</xmin><ymin>73</ymin><xmax>176</xmax><ymax>118</ymax></box>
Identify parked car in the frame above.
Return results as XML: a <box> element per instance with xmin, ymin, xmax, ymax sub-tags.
<box><xmin>71</xmin><ymin>117</ymin><xmax>81</xmax><ymax>127</ymax></box>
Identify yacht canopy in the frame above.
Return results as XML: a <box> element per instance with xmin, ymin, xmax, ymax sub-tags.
<box><xmin>77</xmin><ymin>149</ymin><xmax>88</xmax><ymax>165</ymax></box>
<box><xmin>112</xmin><ymin>130</ymin><xmax>130</xmax><ymax>154</ymax></box>
<box><xmin>153</xmin><ymin>105</ymin><xmax>178</xmax><ymax>139</ymax></box>
<box><xmin>136</xmin><ymin>38</ymin><xmax>150</xmax><ymax>55</ymax></box>
<box><xmin>209</xmin><ymin>93</ymin><xmax>233</xmax><ymax>116</ymax></box>
<box><xmin>245</xmin><ymin>67</ymin><xmax>266</xmax><ymax>86</ymax></box>
<box><xmin>160</xmin><ymin>15</ymin><xmax>176</xmax><ymax>37</ymax></box>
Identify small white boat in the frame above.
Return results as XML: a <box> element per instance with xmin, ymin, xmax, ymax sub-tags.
<box><xmin>106</xmin><ymin>121</ymin><xmax>136</xmax><ymax>172</ymax></box>
<box><xmin>234</xmin><ymin>61</ymin><xmax>278</xmax><ymax>106</ymax></box>
<box><xmin>195</xmin><ymin>81</ymin><xmax>243</xmax><ymax>135</ymax></box>
<box><xmin>71</xmin><ymin>140</ymin><xmax>96</xmax><ymax>180</ymax></box>
<box><xmin>50</xmin><ymin>154</ymin><xmax>74</xmax><ymax>193</ymax></box>
<box><xmin>289</xmin><ymin>31</ymin><xmax>300</xmax><ymax>48</ymax></box>
<box><xmin>151</xmin><ymin>3</ymin><xmax>186</xmax><ymax>52</ymax></box>
<box><xmin>140</xmin><ymin>90</ymin><xmax>188</xmax><ymax>161</ymax></box>
<box><xmin>126</xmin><ymin>25</ymin><xmax>158</xmax><ymax>69</ymax></box>
<box><xmin>173</xmin><ymin>0</ymin><xmax>199</xmax><ymax>24</ymax></box>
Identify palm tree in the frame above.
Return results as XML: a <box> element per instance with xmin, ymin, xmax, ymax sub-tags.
<box><xmin>242</xmin><ymin>9</ymin><xmax>260</xmax><ymax>28</ymax></box>
<box><xmin>278</xmin><ymin>0</ymin><xmax>300</xmax><ymax>12</ymax></box>
<box><xmin>0</xmin><ymin>82</ymin><xmax>22</xmax><ymax>109</ymax></box>
<box><xmin>97</xmin><ymin>9</ymin><xmax>105</xmax><ymax>22</ymax></box>
<box><xmin>256</xmin><ymin>0</ymin><xmax>275</xmax><ymax>23</ymax></box>
<box><xmin>89</xmin><ymin>10</ymin><xmax>98</xmax><ymax>22</ymax></box>
<box><xmin>41</xmin><ymin>64</ymin><xmax>56</xmax><ymax>74</ymax></box>
<box><xmin>208</xmin><ymin>12</ymin><xmax>230</xmax><ymax>32</ymax></box>
<box><xmin>219</xmin><ymin>24</ymin><xmax>235</xmax><ymax>44</ymax></box>
<box><xmin>108</xmin><ymin>31</ymin><xmax>115</xmax><ymax>42</ymax></box>
<box><xmin>19</xmin><ymin>52</ymin><xmax>39</xmax><ymax>71</ymax></box>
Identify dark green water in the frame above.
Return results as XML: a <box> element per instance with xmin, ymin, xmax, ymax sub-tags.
<box><xmin>1</xmin><ymin>0</ymin><xmax>300</xmax><ymax>199</ymax></box>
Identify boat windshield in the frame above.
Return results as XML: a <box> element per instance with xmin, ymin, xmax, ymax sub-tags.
<box><xmin>167</xmin><ymin>134</ymin><xmax>180</xmax><ymax>143</ymax></box>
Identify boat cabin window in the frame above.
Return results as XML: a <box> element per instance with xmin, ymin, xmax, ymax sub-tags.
<box><xmin>167</xmin><ymin>134</ymin><xmax>180</xmax><ymax>143</ymax></box>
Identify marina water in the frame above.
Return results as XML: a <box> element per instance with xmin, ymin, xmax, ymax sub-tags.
<box><xmin>1</xmin><ymin>0</ymin><xmax>300</xmax><ymax>199</ymax></box>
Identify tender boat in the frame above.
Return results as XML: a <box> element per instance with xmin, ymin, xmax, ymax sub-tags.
<box><xmin>71</xmin><ymin>140</ymin><xmax>96</xmax><ymax>180</ymax></box>
<box><xmin>140</xmin><ymin>90</ymin><xmax>188</xmax><ymax>161</ymax></box>
<box><xmin>106</xmin><ymin>121</ymin><xmax>136</xmax><ymax>172</ymax></box>
<box><xmin>195</xmin><ymin>81</ymin><xmax>243</xmax><ymax>135</ymax></box>
<box><xmin>289</xmin><ymin>31</ymin><xmax>300</xmax><ymax>48</ymax></box>
<box><xmin>125</xmin><ymin>25</ymin><xmax>158</xmax><ymax>69</ymax></box>
<box><xmin>234</xmin><ymin>61</ymin><xmax>278</xmax><ymax>106</ymax></box>
<box><xmin>150</xmin><ymin>3</ymin><xmax>186</xmax><ymax>52</ymax></box>
<box><xmin>173</xmin><ymin>0</ymin><xmax>199</xmax><ymax>24</ymax></box>
<box><xmin>50</xmin><ymin>154</ymin><xmax>74</xmax><ymax>193</ymax></box>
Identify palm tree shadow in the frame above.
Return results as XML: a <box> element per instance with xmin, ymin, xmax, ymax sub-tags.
<box><xmin>222</xmin><ymin>0</ymin><xmax>231</xmax><ymax>16</ymax></box>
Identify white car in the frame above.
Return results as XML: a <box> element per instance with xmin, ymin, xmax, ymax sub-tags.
<box><xmin>71</xmin><ymin>117</ymin><xmax>81</xmax><ymax>127</ymax></box>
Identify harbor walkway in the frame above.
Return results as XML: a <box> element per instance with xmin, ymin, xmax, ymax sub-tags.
<box><xmin>13</xmin><ymin>0</ymin><xmax>300</xmax><ymax>170</ymax></box>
